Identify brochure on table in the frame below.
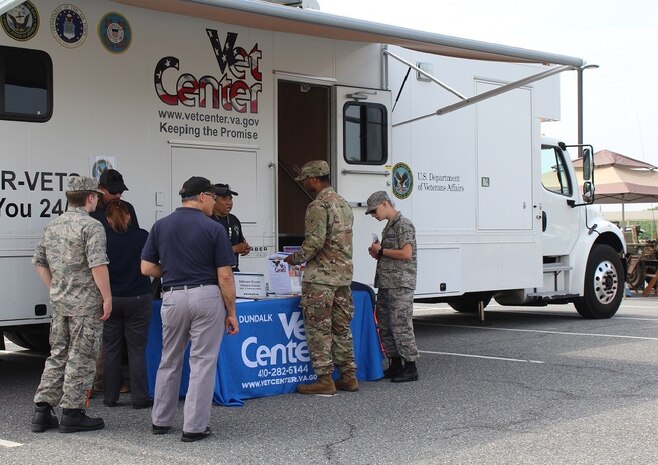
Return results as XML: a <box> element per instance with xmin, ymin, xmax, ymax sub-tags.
<box><xmin>267</xmin><ymin>252</ymin><xmax>305</xmax><ymax>295</ymax></box>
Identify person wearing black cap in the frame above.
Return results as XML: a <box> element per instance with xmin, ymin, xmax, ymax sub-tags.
<box><xmin>90</xmin><ymin>168</ymin><xmax>139</xmax><ymax>395</ymax></box>
<box><xmin>211</xmin><ymin>183</ymin><xmax>250</xmax><ymax>271</ymax></box>
<box><xmin>140</xmin><ymin>176</ymin><xmax>238</xmax><ymax>443</ymax></box>
<box><xmin>90</xmin><ymin>169</ymin><xmax>139</xmax><ymax>230</ymax></box>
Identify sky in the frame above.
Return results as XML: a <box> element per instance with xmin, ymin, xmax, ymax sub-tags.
<box><xmin>319</xmin><ymin>0</ymin><xmax>658</xmax><ymax>210</ymax></box>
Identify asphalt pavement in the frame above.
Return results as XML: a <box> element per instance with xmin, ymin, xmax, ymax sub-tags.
<box><xmin>1</xmin><ymin>296</ymin><xmax>656</xmax><ymax>465</ymax></box>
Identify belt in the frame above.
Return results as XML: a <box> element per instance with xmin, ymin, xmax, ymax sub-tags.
<box><xmin>163</xmin><ymin>284</ymin><xmax>208</xmax><ymax>292</ymax></box>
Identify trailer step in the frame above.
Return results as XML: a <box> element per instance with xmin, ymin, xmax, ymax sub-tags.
<box><xmin>527</xmin><ymin>292</ymin><xmax>578</xmax><ymax>299</ymax></box>
<box><xmin>543</xmin><ymin>263</ymin><xmax>572</xmax><ymax>273</ymax></box>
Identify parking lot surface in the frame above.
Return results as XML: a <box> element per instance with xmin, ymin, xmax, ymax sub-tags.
<box><xmin>1</xmin><ymin>297</ymin><xmax>656</xmax><ymax>464</ymax></box>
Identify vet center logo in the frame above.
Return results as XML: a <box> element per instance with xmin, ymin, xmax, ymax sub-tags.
<box><xmin>392</xmin><ymin>162</ymin><xmax>413</xmax><ymax>199</ymax></box>
<box><xmin>51</xmin><ymin>4</ymin><xmax>87</xmax><ymax>48</ymax></box>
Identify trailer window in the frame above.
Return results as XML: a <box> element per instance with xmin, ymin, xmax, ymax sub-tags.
<box><xmin>541</xmin><ymin>146</ymin><xmax>572</xmax><ymax>196</ymax></box>
<box><xmin>0</xmin><ymin>46</ymin><xmax>53</xmax><ymax>122</ymax></box>
<box><xmin>343</xmin><ymin>102</ymin><xmax>387</xmax><ymax>164</ymax></box>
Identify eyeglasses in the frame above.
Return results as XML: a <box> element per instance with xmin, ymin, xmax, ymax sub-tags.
<box><xmin>204</xmin><ymin>192</ymin><xmax>217</xmax><ymax>200</ymax></box>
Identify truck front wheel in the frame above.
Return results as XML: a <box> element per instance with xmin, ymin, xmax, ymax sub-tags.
<box><xmin>574</xmin><ymin>244</ymin><xmax>624</xmax><ymax>319</ymax></box>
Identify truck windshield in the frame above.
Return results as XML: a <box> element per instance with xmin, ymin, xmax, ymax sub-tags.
<box><xmin>541</xmin><ymin>146</ymin><xmax>572</xmax><ymax>196</ymax></box>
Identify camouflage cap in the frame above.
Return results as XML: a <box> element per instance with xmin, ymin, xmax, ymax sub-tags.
<box><xmin>66</xmin><ymin>176</ymin><xmax>104</xmax><ymax>194</ymax></box>
<box><xmin>294</xmin><ymin>160</ymin><xmax>330</xmax><ymax>181</ymax></box>
<box><xmin>365</xmin><ymin>190</ymin><xmax>391</xmax><ymax>214</ymax></box>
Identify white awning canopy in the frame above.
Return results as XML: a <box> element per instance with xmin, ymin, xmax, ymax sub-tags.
<box><xmin>115</xmin><ymin>0</ymin><xmax>584</xmax><ymax>67</ymax></box>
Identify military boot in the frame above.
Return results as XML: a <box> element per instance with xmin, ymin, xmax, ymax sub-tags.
<box><xmin>59</xmin><ymin>409</ymin><xmax>105</xmax><ymax>433</ymax></box>
<box><xmin>297</xmin><ymin>374</ymin><xmax>336</xmax><ymax>395</ymax></box>
<box><xmin>334</xmin><ymin>371</ymin><xmax>359</xmax><ymax>392</ymax></box>
<box><xmin>383</xmin><ymin>357</ymin><xmax>404</xmax><ymax>379</ymax></box>
<box><xmin>31</xmin><ymin>403</ymin><xmax>59</xmax><ymax>433</ymax></box>
<box><xmin>391</xmin><ymin>361</ymin><xmax>418</xmax><ymax>383</ymax></box>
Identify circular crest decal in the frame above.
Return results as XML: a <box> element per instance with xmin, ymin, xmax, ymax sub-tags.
<box><xmin>51</xmin><ymin>4</ymin><xmax>87</xmax><ymax>48</ymax></box>
<box><xmin>391</xmin><ymin>162</ymin><xmax>413</xmax><ymax>200</ymax></box>
<box><xmin>1</xmin><ymin>1</ymin><xmax>39</xmax><ymax>42</ymax></box>
<box><xmin>98</xmin><ymin>12</ymin><xmax>131</xmax><ymax>54</ymax></box>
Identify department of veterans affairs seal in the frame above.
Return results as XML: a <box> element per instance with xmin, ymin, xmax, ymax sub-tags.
<box><xmin>1</xmin><ymin>1</ymin><xmax>39</xmax><ymax>42</ymax></box>
<box><xmin>51</xmin><ymin>4</ymin><xmax>87</xmax><ymax>48</ymax></box>
<box><xmin>391</xmin><ymin>162</ymin><xmax>413</xmax><ymax>200</ymax></box>
<box><xmin>98</xmin><ymin>12</ymin><xmax>131</xmax><ymax>54</ymax></box>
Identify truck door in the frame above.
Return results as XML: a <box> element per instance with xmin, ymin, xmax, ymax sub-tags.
<box><xmin>540</xmin><ymin>144</ymin><xmax>580</xmax><ymax>255</ymax></box>
<box><xmin>335</xmin><ymin>86</ymin><xmax>391</xmax><ymax>285</ymax></box>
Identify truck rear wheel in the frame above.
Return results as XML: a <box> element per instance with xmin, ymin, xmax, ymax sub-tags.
<box><xmin>3</xmin><ymin>324</ymin><xmax>51</xmax><ymax>353</ymax></box>
<box><xmin>574</xmin><ymin>244</ymin><xmax>624</xmax><ymax>319</ymax></box>
<box><xmin>448</xmin><ymin>293</ymin><xmax>492</xmax><ymax>313</ymax></box>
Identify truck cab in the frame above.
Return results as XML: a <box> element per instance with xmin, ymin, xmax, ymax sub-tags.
<box><xmin>495</xmin><ymin>140</ymin><xmax>626</xmax><ymax>318</ymax></box>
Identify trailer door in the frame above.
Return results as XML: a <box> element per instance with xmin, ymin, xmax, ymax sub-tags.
<box><xmin>335</xmin><ymin>86</ymin><xmax>391</xmax><ymax>285</ymax></box>
<box><xmin>334</xmin><ymin>86</ymin><xmax>391</xmax><ymax>204</ymax></box>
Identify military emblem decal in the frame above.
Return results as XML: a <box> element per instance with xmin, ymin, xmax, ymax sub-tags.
<box><xmin>98</xmin><ymin>12</ymin><xmax>131</xmax><ymax>54</ymax></box>
<box><xmin>391</xmin><ymin>162</ymin><xmax>413</xmax><ymax>200</ymax></box>
<box><xmin>51</xmin><ymin>4</ymin><xmax>87</xmax><ymax>48</ymax></box>
<box><xmin>1</xmin><ymin>1</ymin><xmax>39</xmax><ymax>42</ymax></box>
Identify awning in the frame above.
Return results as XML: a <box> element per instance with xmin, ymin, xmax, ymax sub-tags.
<box><xmin>114</xmin><ymin>0</ymin><xmax>584</xmax><ymax>66</ymax></box>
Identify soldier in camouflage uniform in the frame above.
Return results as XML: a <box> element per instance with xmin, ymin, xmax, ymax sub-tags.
<box><xmin>284</xmin><ymin>160</ymin><xmax>358</xmax><ymax>394</ymax></box>
<box><xmin>366</xmin><ymin>191</ymin><xmax>419</xmax><ymax>382</ymax></box>
<box><xmin>31</xmin><ymin>176</ymin><xmax>112</xmax><ymax>433</ymax></box>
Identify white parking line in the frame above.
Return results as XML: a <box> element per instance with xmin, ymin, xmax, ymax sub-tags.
<box><xmin>417</xmin><ymin>322</ymin><xmax>658</xmax><ymax>341</ymax></box>
<box><xmin>0</xmin><ymin>439</ymin><xmax>22</xmax><ymax>448</ymax></box>
<box><xmin>419</xmin><ymin>349</ymin><xmax>544</xmax><ymax>364</ymax></box>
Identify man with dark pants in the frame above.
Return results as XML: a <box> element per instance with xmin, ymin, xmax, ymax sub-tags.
<box><xmin>366</xmin><ymin>191</ymin><xmax>419</xmax><ymax>382</ymax></box>
<box><xmin>31</xmin><ymin>176</ymin><xmax>112</xmax><ymax>433</ymax></box>
<box><xmin>284</xmin><ymin>160</ymin><xmax>357</xmax><ymax>395</ymax></box>
<box><xmin>141</xmin><ymin>176</ymin><xmax>238</xmax><ymax>442</ymax></box>
<box><xmin>210</xmin><ymin>183</ymin><xmax>251</xmax><ymax>271</ymax></box>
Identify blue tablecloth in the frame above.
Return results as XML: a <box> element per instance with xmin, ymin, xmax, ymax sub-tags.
<box><xmin>145</xmin><ymin>290</ymin><xmax>384</xmax><ymax>406</ymax></box>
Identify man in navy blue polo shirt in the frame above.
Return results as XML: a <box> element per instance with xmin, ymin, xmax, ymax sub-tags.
<box><xmin>141</xmin><ymin>176</ymin><xmax>238</xmax><ymax>443</ymax></box>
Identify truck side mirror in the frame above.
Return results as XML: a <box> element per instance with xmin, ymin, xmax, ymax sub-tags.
<box><xmin>582</xmin><ymin>148</ymin><xmax>592</xmax><ymax>181</ymax></box>
<box><xmin>582</xmin><ymin>181</ymin><xmax>594</xmax><ymax>203</ymax></box>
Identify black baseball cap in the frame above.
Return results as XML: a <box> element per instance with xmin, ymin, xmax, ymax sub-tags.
<box><xmin>179</xmin><ymin>176</ymin><xmax>216</xmax><ymax>197</ymax></box>
<box><xmin>214</xmin><ymin>183</ymin><xmax>238</xmax><ymax>197</ymax></box>
<box><xmin>99</xmin><ymin>169</ymin><xmax>128</xmax><ymax>194</ymax></box>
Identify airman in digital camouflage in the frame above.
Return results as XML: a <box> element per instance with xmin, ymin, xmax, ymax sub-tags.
<box><xmin>367</xmin><ymin>190</ymin><xmax>419</xmax><ymax>382</ymax></box>
<box><xmin>284</xmin><ymin>160</ymin><xmax>358</xmax><ymax>394</ymax></box>
<box><xmin>31</xmin><ymin>176</ymin><xmax>112</xmax><ymax>433</ymax></box>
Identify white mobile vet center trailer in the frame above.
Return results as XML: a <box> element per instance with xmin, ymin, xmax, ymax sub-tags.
<box><xmin>0</xmin><ymin>0</ymin><xmax>625</xmax><ymax>351</ymax></box>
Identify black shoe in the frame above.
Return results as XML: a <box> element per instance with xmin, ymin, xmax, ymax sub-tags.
<box><xmin>383</xmin><ymin>357</ymin><xmax>404</xmax><ymax>379</ymax></box>
<box><xmin>59</xmin><ymin>409</ymin><xmax>105</xmax><ymax>433</ymax></box>
<box><xmin>133</xmin><ymin>399</ymin><xmax>153</xmax><ymax>409</ymax></box>
<box><xmin>181</xmin><ymin>426</ymin><xmax>211</xmax><ymax>442</ymax></box>
<box><xmin>103</xmin><ymin>399</ymin><xmax>118</xmax><ymax>407</ymax></box>
<box><xmin>31</xmin><ymin>404</ymin><xmax>59</xmax><ymax>433</ymax></box>
<box><xmin>152</xmin><ymin>424</ymin><xmax>171</xmax><ymax>435</ymax></box>
<box><xmin>391</xmin><ymin>363</ymin><xmax>419</xmax><ymax>383</ymax></box>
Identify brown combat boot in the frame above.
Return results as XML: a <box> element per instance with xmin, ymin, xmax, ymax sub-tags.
<box><xmin>334</xmin><ymin>371</ymin><xmax>359</xmax><ymax>392</ymax></box>
<box><xmin>297</xmin><ymin>374</ymin><xmax>336</xmax><ymax>395</ymax></box>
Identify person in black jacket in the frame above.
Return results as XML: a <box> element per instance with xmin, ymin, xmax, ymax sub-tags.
<box><xmin>102</xmin><ymin>200</ymin><xmax>153</xmax><ymax>409</ymax></box>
